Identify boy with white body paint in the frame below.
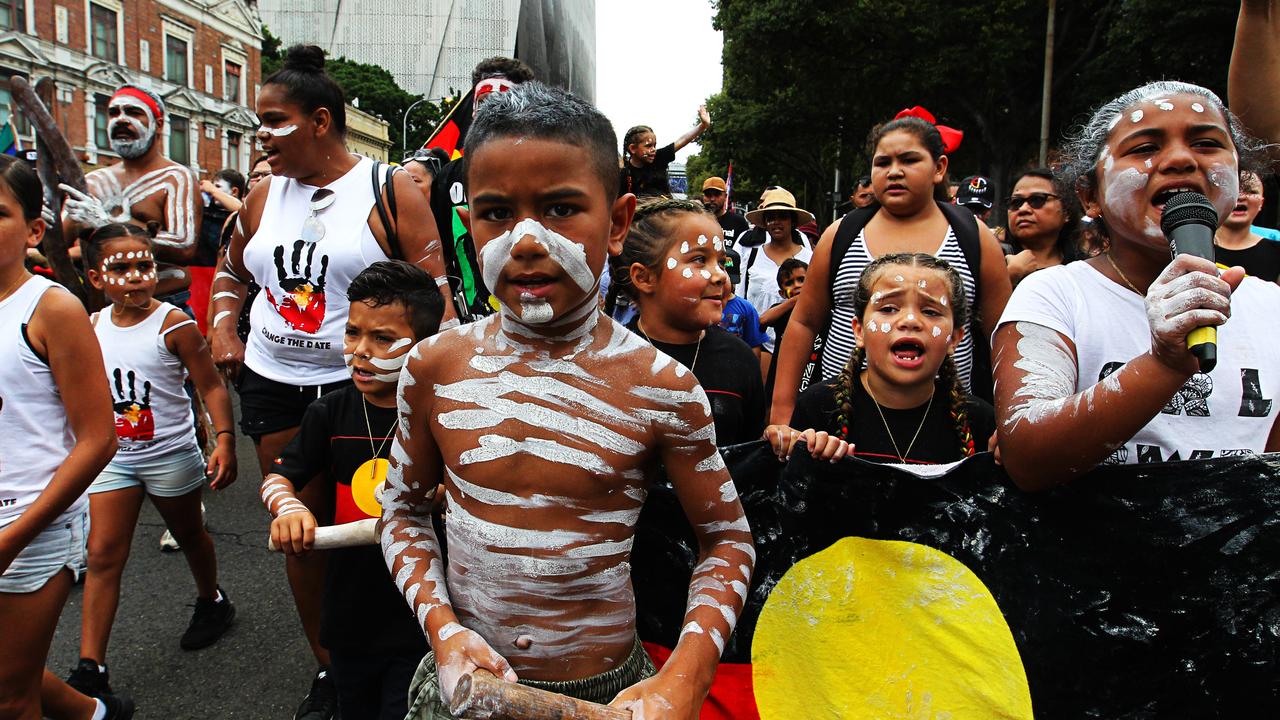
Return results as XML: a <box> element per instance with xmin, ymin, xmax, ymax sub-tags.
<box><xmin>382</xmin><ymin>82</ymin><xmax>754</xmax><ymax>718</ymax></box>
<box><xmin>995</xmin><ymin>81</ymin><xmax>1280</xmax><ymax>490</ymax></box>
<box><xmin>61</xmin><ymin>85</ymin><xmax>201</xmax><ymax>307</ymax></box>
<box><xmin>262</xmin><ymin>261</ymin><xmax>444</xmax><ymax>720</ymax></box>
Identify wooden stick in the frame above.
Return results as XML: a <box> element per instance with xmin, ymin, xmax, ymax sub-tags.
<box><xmin>267</xmin><ymin>518</ymin><xmax>378</xmax><ymax>551</ymax></box>
<box><xmin>449</xmin><ymin>669</ymin><xmax>632</xmax><ymax>720</ymax></box>
<box><xmin>11</xmin><ymin>76</ymin><xmax>91</xmax><ymax>307</ymax></box>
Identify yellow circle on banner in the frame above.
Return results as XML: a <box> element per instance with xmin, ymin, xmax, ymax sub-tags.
<box><xmin>753</xmin><ymin>537</ymin><xmax>1032</xmax><ymax>719</ymax></box>
<box><xmin>350</xmin><ymin>458</ymin><xmax>388</xmax><ymax>517</ymax></box>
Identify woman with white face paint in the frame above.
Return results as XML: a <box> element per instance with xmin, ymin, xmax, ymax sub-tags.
<box><xmin>994</xmin><ymin>81</ymin><xmax>1280</xmax><ymax>490</ymax></box>
<box><xmin>209</xmin><ymin>44</ymin><xmax>455</xmax><ymax>719</ymax></box>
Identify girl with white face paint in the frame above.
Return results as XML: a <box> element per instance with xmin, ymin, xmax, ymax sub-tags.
<box><xmin>74</xmin><ymin>223</ymin><xmax>239</xmax><ymax>688</ymax></box>
<box><xmin>611</xmin><ymin>198</ymin><xmax>767</xmax><ymax>446</ymax></box>
<box><xmin>994</xmin><ymin>81</ymin><xmax>1280</xmax><ymax>490</ymax></box>
<box><xmin>769</xmin><ymin>253</ymin><xmax>993</xmax><ymax>465</ymax></box>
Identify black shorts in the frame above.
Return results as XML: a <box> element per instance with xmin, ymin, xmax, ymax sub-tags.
<box><xmin>236</xmin><ymin>365</ymin><xmax>351</xmax><ymax>440</ymax></box>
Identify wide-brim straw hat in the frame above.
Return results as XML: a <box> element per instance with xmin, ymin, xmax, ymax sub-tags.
<box><xmin>746</xmin><ymin>188</ymin><xmax>816</xmax><ymax>226</ymax></box>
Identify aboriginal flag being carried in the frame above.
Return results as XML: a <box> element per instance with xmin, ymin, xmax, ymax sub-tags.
<box><xmin>634</xmin><ymin>444</ymin><xmax>1280</xmax><ymax>718</ymax></box>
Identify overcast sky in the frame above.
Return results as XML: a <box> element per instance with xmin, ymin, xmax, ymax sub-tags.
<box><xmin>595</xmin><ymin>1</ymin><xmax>723</xmax><ymax>163</ymax></box>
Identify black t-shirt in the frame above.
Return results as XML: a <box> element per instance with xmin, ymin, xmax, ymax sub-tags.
<box><xmin>626</xmin><ymin>321</ymin><xmax>765</xmax><ymax>446</ymax></box>
<box><xmin>789</xmin><ymin>374</ymin><xmax>996</xmax><ymax>465</ymax></box>
<box><xmin>430</xmin><ymin>159</ymin><xmax>494</xmax><ymax>319</ymax></box>
<box><xmin>718</xmin><ymin>211</ymin><xmax>751</xmax><ymax>250</ymax></box>
<box><xmin>1216</xmin><ymin>240</ymin><xmax>1280</xmax><ymax>282</ymax></box>
<box><xmin>274</xmin><ymin>385</ymin><xmax>428</xmax><ymax>654</ymax></box>
<box><xmin>619</xmin><ymin>143</ymin><xmax>677</xmax><ymax>198</ymax></box>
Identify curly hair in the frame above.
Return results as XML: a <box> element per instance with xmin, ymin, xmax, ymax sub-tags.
<box><xmin>607</xmin><ymin>198</ymin><xmax>711</xmax><ymax>312</ymax></box>
<box><xmin>830</xmin><ymin>253</ymin><xmax>977</xmax><ymax>458</ymax></box>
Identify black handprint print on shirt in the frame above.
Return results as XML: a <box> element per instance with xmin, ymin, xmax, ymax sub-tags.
<box><xmin>265</xmin><ymin>239</ymin><xmax>330</xmax><ymax>334</ymax></box>
<box><xmin>112</xmin><ymin>368</ymin><xmax>155</xmax><ymax>442</ymax></box>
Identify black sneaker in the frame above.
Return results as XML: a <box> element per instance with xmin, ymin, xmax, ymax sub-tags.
<box><xmin>100</xmin><ymin>692</ymin><xmax>136</xmax><ymax>719</ymax></box>
<box><xmin>179</xmin><ymin>587</ymin><xmax>235</xmax><ymax>650</ymax></box>
<box><xmin>66</xmin><ymin>658</ymin><xmax>111</xmax><ymax>698</ymax></box>
<box><xmin>294</xmin><ymin>667</ymin><xmax>340</xmax><ymax>720</ymax></box>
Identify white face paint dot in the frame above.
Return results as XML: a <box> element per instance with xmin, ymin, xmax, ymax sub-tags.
<box><xmin>880</xmin><ymin>322</ymin><xmax>891</xmax><ymax>333</ymax></box>
<box><xmin>682</xmin><ymin>268</ymin><xmax>694</xmax><ymax>279</ymax></box>
<box><xmin>1157</xmin><ymin>102</ymin><xmax>1174</xmax><ymax>111</ymax></box>
<box><xmin>1130</xmin><ymin>110</ymin><xmax>1144</xmax><ymax>123</ymax></box>
<box><xmin>940</xmin><ymin>296</ymin><xmax>948</xmax><ymax>306</ymax></box>
<box><xmin>126</xmin><ymin>251</ymin><xmax>135</xmax><ymax>259</ymax></box>
<box><xmin>680</xmin><ymin>241</ymin><xmax>690</xmax><ymax>254</ymax></box>
<box><xmin>932</xmin><ymin>325</ymin><xmax>942</xmax><ymax>337</ymax></box>
<box><xmin>868</xmin><ymin>322</ymin><xmax>878</xmax><ymax>333</ymax></box>
<box><xmin>906</xmin><ymin>313</ymin><xmax>915</xmax><ymax>321</ymax></box>
<box><xmin>1191</xmin><ymin>103</ymin><xmax>1205</xmax><ymax>113</ymax></box>
<box><xmin>700</xmin><ymin>269</ymin><xmax>712</xmax><ymax>280</ymax></box>
<box><xmin>697</xmin><ymin>235</ymin><xmax>708</xmax><ymax>246</ymax></box>
<box><xmin>1144</xmin><ymin>159</ymin><xmax>1153</xmax><ymax>169</ymax></box>
<box><xmin>918</xmin><ymin>280</ymin><xmax>927</xmax><ymax>288</ymax></box>
<box><xmin>894</xmin><ymin>275</ymin><xmax>905</xmax><ymax>282</ymax></box>
<box><xmin>666</xmin><ymin>257</ymin><xmax>677</xmax><ymax>270</ymax></box>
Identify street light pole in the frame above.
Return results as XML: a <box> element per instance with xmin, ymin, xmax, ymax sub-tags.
<box><xmin>402</xmin><ymin>97</ymin><xmax>429</xmax><ymax>159</ymax></box>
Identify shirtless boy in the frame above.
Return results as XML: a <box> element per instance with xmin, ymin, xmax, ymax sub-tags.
<box><xmin>62</xmin><ymin>85</ymin><xmax>200</xmax><ymax>304</ymax></box>
<box><xmin>381</xmin><ymin>82</ymin><xmax>754</xmax><ymax>717</ymax></box>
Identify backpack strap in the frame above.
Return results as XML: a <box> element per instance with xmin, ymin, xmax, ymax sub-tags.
<box><xmin>371</xmin><ymin>161</ymin><xmax>405</xmax><ymax>260</ymax></box>
<box><xmin>937</xmin><ymin>201</ymin><xmax>982</xmax><ymax>279</ymax></box>
<box><xmin>740</xmin><ymin>245</ymin><xmax>761</xmax><ymax>300</ymax></box>
<box><xmin>825</xmin><ymin>205</ymin><xmax>880</xmax><ymax>299</ymax></box>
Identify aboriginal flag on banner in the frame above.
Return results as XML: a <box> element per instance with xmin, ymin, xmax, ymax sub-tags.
<box><xmin>422</xmin><ymin>89</ymin><xmax>473</xmax><ymax>159</ymax></box>
<box><xmin>633</xmin><ymin>444</ymin><xmax>1280</xmax><ymax>718</ymax></box>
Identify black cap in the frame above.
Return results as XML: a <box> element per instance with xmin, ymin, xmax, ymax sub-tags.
<box><xmin>956</xmin><ymin>175</ymin><xmax>993</xmax><ymax>209</ymax></box>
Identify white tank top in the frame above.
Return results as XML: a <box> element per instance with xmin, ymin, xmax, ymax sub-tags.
<box><xmin>243</xmin><ymin>156</ymin><xmax>387</xmax><ymax>385</ymax></box>
<box><xmin>0</xmin><ymin>276</ymin><xmax>79</xmax><ymax>525</ymax></box>
<box><xmin>94</xmin><ymin>302</ymin><xmax>198</xmax><ymax>464</ymax></box>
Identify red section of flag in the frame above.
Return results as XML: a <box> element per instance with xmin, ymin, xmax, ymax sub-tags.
<box><xmin>335</xmin><ymin>483</ymin><xmax>370</xmax><ymax>525</ymax></box>
<box><xmin>644</xmin><ymin>642</ymin><xmax>759</xmax><ymax>719</ymax></box>
<box><xmin>423</xmin><ymin>89</ymin><xmax>475</xmax><ymax>159</ymax></box>
<box><xmin>726</xmin><ymin>161</ymin><xmax>734</xmax><ymax>206</ymax></box>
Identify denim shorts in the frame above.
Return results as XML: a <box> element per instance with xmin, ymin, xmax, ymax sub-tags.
<box><xmin>90</xmin><ymin>445</ymin><xmax>205</xmax><ymax>498</ymax></box>
<box><xmin>0</xmin><ymin>509</ymin><xmax>89</xmax><ymax>593</ymax></box>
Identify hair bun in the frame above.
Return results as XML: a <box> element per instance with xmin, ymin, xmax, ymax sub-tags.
<box><xmin>283</xmin><ymin>45</ymin><xmax>327</xmax><ymax>73</ymax></box>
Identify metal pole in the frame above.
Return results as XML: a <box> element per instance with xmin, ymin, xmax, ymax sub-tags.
<box><xmin>1039</xmin><ymin>0</ymin><xmax>1056</xmax><ymax>166</ymax></box>
<box><xmin>402</xmin><ymin>97</ymin><xmax>428</xmax><ymax>159</ymax></box>
<box><xmin>833</xmin><ymin>116</ymin><xmax>843</xmax><ymax>224</ymax></box>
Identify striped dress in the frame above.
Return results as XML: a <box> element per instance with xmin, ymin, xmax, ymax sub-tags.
<box><xmin>821</xmin><ymin>226</ymin><xmax>977</xmax><ymax>388</ymax></box>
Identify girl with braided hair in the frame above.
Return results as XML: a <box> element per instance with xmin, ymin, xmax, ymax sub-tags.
<box><xmin>618</xmin><ymin>104</ymin><xmax>711</xmax><ymax>199</ymax></box>
<box><xmin>769</xmin><ymin>253</ymin><xmax>995</xmax><ymax>464</ymax></box>
<box><xmin>613</xmin><ymin>198</ymin><xmax>766</xmax><ymax>445</ymax></box>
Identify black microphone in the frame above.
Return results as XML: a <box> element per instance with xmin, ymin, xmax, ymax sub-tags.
<box><xmin>1159</xmin><ymin>191</ymin><xmax>1221</xmax><ymax>373</ymax></box>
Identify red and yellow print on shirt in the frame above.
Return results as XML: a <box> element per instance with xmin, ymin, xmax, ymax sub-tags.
<box><xmin>266</xmin><ymin>240</ymin><xmax>329</xmax><ymax>335</ymax></box>
<box><xmin>111</xmin><ymin>368</ymin><xmax>155</xmax><ymax>441</ymax></box>
<box><xmin>336</xmin><ymin>457</ymin><xmax>388</xmax><ymax>524</ymax></box>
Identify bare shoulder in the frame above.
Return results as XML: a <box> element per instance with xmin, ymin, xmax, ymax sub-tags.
<box><xmin>409</xmin><ymin>315</ymin><xmax>500</xmax><ymax>376</ymax></box>
<box><xmin>32</xmin><ymin>283</ymin><xmax>89</xmax><ymax>323</ymax></box>
<box><xmin>159</xmin><ymin>304</ymin><xmax>195</xmax><ymax>331</ymax></box>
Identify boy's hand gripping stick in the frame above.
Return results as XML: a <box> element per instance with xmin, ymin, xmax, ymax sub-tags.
<box><xmin>449</xmin><ymin>669</ymin><xmax>631</xmax><ymax>720</ymax></box>
<box><xmin>267</xmin><ymin>518</ymin><xmax>378</xmax><ymax>551</ymax></box>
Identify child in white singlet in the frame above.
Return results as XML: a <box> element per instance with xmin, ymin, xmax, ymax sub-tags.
<box><xmin>64</xmin><ymin>223</ymin><xmax>239</xmax><ymax>702</ymax></box>
<box><xmin>0</xmin><ymin>158</ymin><xmax>127</xmax><ymax>717</ymax></box>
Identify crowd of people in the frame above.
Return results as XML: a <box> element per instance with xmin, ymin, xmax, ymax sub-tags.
<box><xmin>3</xmin><ymin>3</ymin><xmax>1280</xmax><ymax>717</ymax></box>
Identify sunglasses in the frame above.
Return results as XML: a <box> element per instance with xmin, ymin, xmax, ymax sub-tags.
<box><xmin>248</xmin><ymin>170</ymin><xmax>270</xmax><ymax>180</ymax></box>
<box><xmin>403</xmin><ymin>152</ymin><xmax>442</xmax><ymax>174</ymax></box>
<box><xmin>1007</xmin><ymin>192</ymin><xmax>1059</xmax><ymax>211</ymax></box>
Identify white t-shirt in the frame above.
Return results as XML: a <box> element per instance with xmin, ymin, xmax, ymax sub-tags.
<box><xmin>738</xmin><ymin>241</ymin><xmax>812</xmax><ymax>353</ymax></box>
<box><xmin>998</xmin><ymin>261</ymin><xmax>1280</xmax><ymax>464</ymax></box>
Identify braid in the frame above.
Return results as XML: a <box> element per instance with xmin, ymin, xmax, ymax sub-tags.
<box><xmin>622</xmin><ymin>124</ymin><xmax>653</xmax><ymax>164</ymax></box>
<box><xmin>938</xmin><ymin>353</ymin><xmax>976</xmax><ymax>457</ymax></box>
<box><xmin>832</xmin><ymin>345</ymin><xmax>863</xmax><ymax>442</ymax></box>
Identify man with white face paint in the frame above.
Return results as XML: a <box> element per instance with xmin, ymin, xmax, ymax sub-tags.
<box><xmin>62</xmin><ymin>85</ymin><xmax>201</xmax><ymax>313</ymax></box>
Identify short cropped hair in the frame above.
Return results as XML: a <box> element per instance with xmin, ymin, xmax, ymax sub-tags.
<box><xmin>346</xmin><ymin>260</ymin><xmax>445</xmax><ymax>340</ymax></box>
<box><xmin>777</xmin><ymin>257</ymin><xmax>808</xmax><ymax>286</ymax></box>
<box><xmin>464</xmin><ymin>82</ymin><xmax>619</xmax><ymax>201</ymax></box>
<box><xmin>471</xmin><ymin>57</ymin><xmax>535</xmax><ymax>87</ymax></box>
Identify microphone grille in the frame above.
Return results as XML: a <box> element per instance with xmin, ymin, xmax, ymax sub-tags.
<box><xmin>1160</xmin><ymin>191</ymin><xmax>1219</xmax><ymax>233</ymax></box>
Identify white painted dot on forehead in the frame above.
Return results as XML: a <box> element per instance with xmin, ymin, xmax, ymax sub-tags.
<box><xmin>126</xmin><ymin>251</ymin><xmax>135</xmax><ymax>259</ymax></box>
<box><xmin>1156</xmin><ymin>101</ymin><xmax>1174</xmax><ymax>111</ymax></box>
<box><xmin>682</xmin><ymin>268</ymin><xmax>693</xmax><ymax>279</ymax></box>
<box><xmin>1192</xmin><ymin>103</ymin><xmax>1205</xmax><ymax>113</ymax></box>
<box><xmin>1130</xmin><ymin>110</ymin><xmax>1144</xmax><ymax>123</ymax></box>
<box><xmin>697</xmin><ymin>235</ymin><xmax>708</xmax><ymax>246</ymax></box>
<box><xmin>666</xmin><ymin>257</ymin><xmax>677</xmax><ymax>270</ymax></box>
<box><xmin>871</xmin><ymin>291</ymin><xmax>884</xmax><ymax>304</ymax></box>
<box><xmin>893</xmin><ymin>275</ymin><xmax>904</xmax><ymax>282</ymax></box>
<box><xmin>712</xmin><ymin>236</ymin><xmax>723</xmax><ymax>251</ymax></box>
<box><xmin>680</xmin><ymin>241</ymin><xmax>690</xmax><ymax>254</ymax></box>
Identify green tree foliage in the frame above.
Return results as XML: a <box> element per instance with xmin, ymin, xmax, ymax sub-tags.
<box><xmin>259</xmin><ymin>26</ymin><xmax>446</xmax><ymax>157</ymax></box>
<box><xmin>699</xmin><ymin>0</ymin><xmax>1239</xmax><ymax>224</ymax></box>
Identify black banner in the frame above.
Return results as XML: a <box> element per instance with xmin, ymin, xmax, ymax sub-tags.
<box><xmin>633</xmin><ymin>443</ymin><xmax>1280</xmax><ymax>716</ymax></box>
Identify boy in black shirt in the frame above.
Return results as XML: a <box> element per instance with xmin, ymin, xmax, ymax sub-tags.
<box><xmin>261</xmin><ymin>261</ymin><xmax>444</xmax><ymax>720</ymax></box>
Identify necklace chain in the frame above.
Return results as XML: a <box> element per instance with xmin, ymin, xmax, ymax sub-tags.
<box><xmin>361</xmin><ymin>396</ymin><xmax>396</xmax><ymax>477</ymax></box>
<box><xmin>637</xmin><ymin>321</ymin><xmax>703</xmax><ymax>373</ymax></box>
<box><xmin>1106</xmin><ymin>253</ymin><xmax>1144</xmax><ymax>296</ymax></box>
<box><xmin>866</xmin><ymin>379</ymin><xmax>934</xmax><ymax>463</ymax></box>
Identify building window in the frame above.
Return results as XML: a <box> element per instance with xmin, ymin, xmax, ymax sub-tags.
<box><xmin>139</xmin><ymin>39</ymin><xmax>150</xmax><ymax>73</ymax></box>
<box><xmin>227</xmin><ymin>131</ymin><xmax>241</xmax><ymax>171</ymax></box>
<box><xmin>165</xmin><ymin>36</ymin><xmax>189</xmax><ymax>86</ymax></box>
<box><xmin>90</xmin><ymin>4</ymin><xmax>118</xmax><ymax>61</ymax></box>
<box><xmin>0</xmin><ymin>0</ymin><xmax>25</xmax><ymax>32</ymax></box>
<box><xmin>94</xmin><ymin>93</ymin><xmax>110</xmax><ymax>150</ymax></box>
<box><xmin>169</xmin><ymin>115</ymin><xmax>189</xmax><ymax>165</ymax></box>
<box><xmin>224</xmin><ymin>61</ymin><xmax>241</xmax><ymax>103</ymax></box>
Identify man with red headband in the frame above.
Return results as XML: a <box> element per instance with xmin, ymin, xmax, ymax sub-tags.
<box><xmin>62</xmin><ymin>84</ymin><xmax>201</xmax><ymax>311</ymax></box>
<box><xmin>428</xmin><ymin>57</ymin><xmax>534</xmax><ymax>321</ymax></box>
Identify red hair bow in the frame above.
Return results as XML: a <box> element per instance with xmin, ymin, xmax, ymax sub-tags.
<box><xmin>894</xmin><ymin>106</ymin><xmax>963</xmax><ymax>155</ymax></box>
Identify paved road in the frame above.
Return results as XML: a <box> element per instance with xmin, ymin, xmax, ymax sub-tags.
<box><xmin>47</xmin><ymin>419</ymin><xmax>324</xmax><ymax>719</ymax></box>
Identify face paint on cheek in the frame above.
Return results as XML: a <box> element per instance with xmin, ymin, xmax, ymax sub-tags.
<box><xmin>1101</xmin><ymin>165</ymin><xmax>1150</xmax><ymax>235</ymax></box>
<box><xmin>932</xmin><ymin>325</ymin><xmax>942</xmax><ymax>337</ymax></box>
<box><xmin>682</xmin><ymin>268</ymin><xmax>693</xmax><ymax>279</ymax></box>
<box><xmin>700</xmin><ymin>269</ymin><xmax>712</xmax><ymax>280</ymax></box>
<box><xmin>1207</xmin><ymin>163</ymin><xmax>1240</xmax><ymax>220</ymax></box>
<box><xmin>666</xmin><ymin>257</ymin><xmax>677</xmax><ymax>270</ymax></box>
<box><xmin>259</xmin><ymin>124</ymin><xmax>298</xmax><ymax>137</ymax></box>
<box><xmin>880</xmin><ymin>322</ymin><xmax>891</xmax><ymax>333</ymax></box>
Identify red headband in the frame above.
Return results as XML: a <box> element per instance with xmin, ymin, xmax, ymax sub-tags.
<box><xmin>894</xmin><ymin>106</ymin><xmax>963</xmax><ymax>155</ymax></box>
<box><xmin>111</xmin><ymin>87</ymin><xmax>163</xmax><ymax>120</ymax></box>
